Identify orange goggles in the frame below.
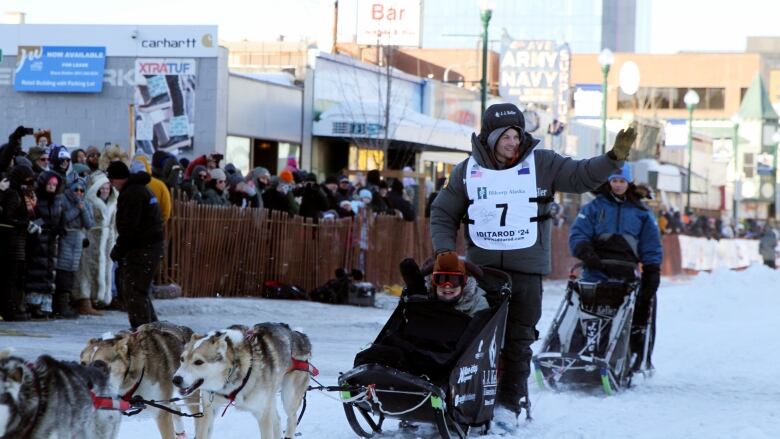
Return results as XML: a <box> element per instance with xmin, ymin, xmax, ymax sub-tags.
<box><xmin>432</xmin><ymin>271</ymin><xmax>465</xmax><ymax>288</ymax></box>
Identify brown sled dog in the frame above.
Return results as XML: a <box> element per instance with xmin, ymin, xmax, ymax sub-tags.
<box><xmin>81</xmin><ymin>321</ymin><xmax>200</xmax><ymax>439</ymax></box>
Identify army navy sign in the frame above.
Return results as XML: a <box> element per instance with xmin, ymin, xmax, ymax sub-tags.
<box><xmin>499</xmin><ymin>37</ymin><xmax>571</xmax><ymax>121</ymax></box>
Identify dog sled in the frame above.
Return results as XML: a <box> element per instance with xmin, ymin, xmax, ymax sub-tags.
<box><xmin>336</xmin><ymin>266</ymin><xmax>511</xmax><ymax>438</ymax></box>
<box><xmin>532</xmin><ymin>260</ymin><xmax>655</xmax><ymax>395</ymax></box>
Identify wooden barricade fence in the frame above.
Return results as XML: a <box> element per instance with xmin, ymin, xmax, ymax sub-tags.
<box><xmin>162</xmin><ymin>200</ymin><xmax>449</xmax><ymax>297</ymax></box>
<box><xmin>160</xmin><ymin>201</ymin><xmax>683</xmax><ymax>298</ymax></box>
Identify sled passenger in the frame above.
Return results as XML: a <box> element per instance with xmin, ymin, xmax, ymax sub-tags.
<box><xmin>354</xmin><ymin>254</ymin><xmax>489</xmax><ymax>382</ymax></box>
<box><xmin>426</xmin><ymin>251</ymin><xmax>488</xmax><ymax>317</ymax></box>
<box><xmin>568</xmin><ymin>163</ymin><xmax>663</xmax><ymax>370</ymax></box>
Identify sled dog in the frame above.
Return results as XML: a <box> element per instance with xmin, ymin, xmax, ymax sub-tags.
<box><xmin>173</xmin><ymin>323</ymin><xmax>313</xmax><ymax>439</ymax></box>
<box><xmin>0</xmin><ymin>351</ymin><xmax>120</xmax><ymax>439</ymax></box>
<box><xmin>81</xmin><ymin>321</ymin><xmax>200</xmax><ymax>439</ymax></box>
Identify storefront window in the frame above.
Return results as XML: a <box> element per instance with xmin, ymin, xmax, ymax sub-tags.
<box><xmin>278</xmin><ymin>142</ymin><xmax>301</xmax><ymax>172</ymax></box>
<box><xmin>706</xmin><ymin>88</ymin><xmax>725</xmax><ymax>110</ymax></box>
<box><xmin>349</xmin><ymin>145</ymin><xmax>385</xmax><ymax>171</ymax></box>
<box><xmin>226</xmin><ymin>136</ymin><xmax>251</xmax><ymax>176</ymax></box>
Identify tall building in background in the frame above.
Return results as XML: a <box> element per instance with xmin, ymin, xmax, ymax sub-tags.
<box><xmin>421</xmin><ymin>0</ymin><xmax>648</xmax><ymax>53</ymax></box>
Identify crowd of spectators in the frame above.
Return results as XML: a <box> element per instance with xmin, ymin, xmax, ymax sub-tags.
<box><xmin>176</xmin><ymin>153</ymin><xmax>419</xmax><ymax>222</ymax></box>
<box><xmin>656</xmin><ymin>208</ymin><xmax>778</xmax><ymax>241</ymax></box>
<box><xmin>0</xmin><ymin>127</ymin><xmax>426</xmax><ymax>321</ymax></box>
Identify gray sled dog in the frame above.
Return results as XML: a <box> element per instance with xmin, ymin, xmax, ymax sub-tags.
<box><xmin>173</xmin><ymin>323</ymin><xmax>314</xmax><ymax>439</ymax></box>
<box><xmin>0</xmin><ymin>351</ymin><xmax>120</xmax><ymax>439</ymax></box>
<box><xmin>81</xmin><ymin>321</ymin><xmax>200</xmax><ymax>439</ymax></box>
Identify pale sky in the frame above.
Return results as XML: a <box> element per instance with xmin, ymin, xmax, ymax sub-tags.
<box><xmin>3</xmin><ymin>0</ymin><xmax>780</xmax><ymax>53</ymax></box>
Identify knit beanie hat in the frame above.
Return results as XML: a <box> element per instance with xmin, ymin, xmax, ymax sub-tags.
<box><xmin>478</xmin><ymin>103</ymin><xmax>525</xmax><ymax>146</ymax></box>
<box><xmin>129</xmin><ymin>159</ymin><xmax>147</xmax><ymax>174</ymax></box>
<box><xmin>209</xmin><ymin>168</ymin><xmax>227</xmax><ymax>181</ymax></box>
<box><xmin>13</xmin><ymin>155</ymin><xmax>32</xmax><ymax>169</ymax></box>
<box><xmin>10</xmin><ymin>165</ymin><xmax>35</xmax><ymax>187</ymax></box>
<box><xmin>279</xmin><ymin>169</ymin><xmax>295</xmax><ymax>184</ymax></box>
<box><xmin>107</xmin><ymin>161</ymin><xmax>130</xmax><ymax>180</ymax></box>
<box><xmin>608</xmin><ymin>162</ymin><xmax>633</xmax><ymax>183</ymax></box>
<box><xmin>227</xmin><ymin>173</ymin><xmax>244</xmax><ymax>188</ymax></box>
<box><xmin>324</xmin><ymin>175</ymin><xmax>339</xmax><ymax>185</ymax></box>
<box><xmin>192</xmin><ymin>165</ymin><xmax>208</xmax><ymax>179</ymax></box>
<box><xmin>27</xmin><ymin>146</ymin><xmax>46</xmax><ymax>162</ymax></box>
<box><xmin>86</xmin><ymin>146</ymin><xmax>100</xmax><ymax>157</ymax></box>
<box><xmin>224</xmin><ymin>163</ymin><xmax>238</xmax><ymax>175</ymax></box>
<box><xmin>70</xmin><ymin>163</ymin><xmax>90</xmax><ymax>177</ymax></box>
<box><xmin>358</xmin><ymin>189</ymin><xmax>372</xmax><ymax>201</ymax></box>
<box><xmin>252</xmin><ymin>167</ymin><xmax>271</xmax><ymax>179</ymax></box>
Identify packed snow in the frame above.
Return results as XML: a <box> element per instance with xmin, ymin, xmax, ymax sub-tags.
<box><xmin>2</xmin><ymin>265</ymin><xmax>779</xmax><ymax>438</ymax></box>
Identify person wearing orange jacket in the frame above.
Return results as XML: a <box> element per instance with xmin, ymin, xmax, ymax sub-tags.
<box><xmin>132</xmin><ymin>155</ymin><xmax>171</xmax><ymax>223</ymax></box>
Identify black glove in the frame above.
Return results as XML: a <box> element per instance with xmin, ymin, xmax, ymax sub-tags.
<box><xmin>399</xmin><ymin>258</ymin><xmax>426</xmax><ymax>296</ymax></box>
<box><xmin>635</xmin><ymin>264</ymin><xmax>661</xmax><ymax>326</ymax></box>
<box><xmin>573</xmin><ymin>241</ymin><xmax>604</xmax><ymax>271</ymax></box>
<box><xmin>82</xmin><ymin>238</ymin><xmax>90</xmax><ymax>248</ymax></box>
<box><xmin>640</xmin><ymin>264</ymin><xmax>661</xmax><ymax>294</ymax></box>
<box><xmin>9</xmin><ymin>126</ymin><xmax>33</xmax><ymax>144</ymax></box>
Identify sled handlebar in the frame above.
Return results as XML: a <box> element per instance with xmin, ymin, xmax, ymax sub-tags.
<box><xmin>478</xmin><ymin>266</ymin><xmax>512</xmax><ymax>296</ymax></box>
<box><xmin>569</xmin><ymin>259</ymin><xmax>639</xmax><ymax>279</ymax></box>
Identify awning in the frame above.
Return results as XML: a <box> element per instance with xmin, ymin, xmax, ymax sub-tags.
<box><xmin>420</xmin><ymin>151</ymin><xmax>469</xmax><ymax>165</ymax></box>
<box><xmin>312</xmin><ymin>102</ymin><xmax>473</xmax><ymax>152</ymax></box>
<box><xmin>634</xmin><ymin>158</ymin><xmax>683</xmax><ymax>192</ymax></box>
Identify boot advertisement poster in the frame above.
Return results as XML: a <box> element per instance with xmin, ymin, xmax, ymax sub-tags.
<box><xmin>134</xmin><ymin>58</ymin><xmax>196</xmax><ymax>153</ymax></box>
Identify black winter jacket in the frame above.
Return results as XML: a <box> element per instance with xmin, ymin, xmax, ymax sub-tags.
<box><xmin>25</xmin><ymin>172</ymin><xmax>65</xmax><ymax>294</ymax></box>
<box><xmin>0</xmin><ymin>188</ymin><xmax>29</xmax><ymax>261</ymax></box>
<box><xmin>296</xmin><ymin>183</ymin><xmax>330</xmax><ymax>219</ymax></box>
<box><xmin>114</xmin><ymin>172</ymin><xmax>164</xmax><ymax>257</ymax></box>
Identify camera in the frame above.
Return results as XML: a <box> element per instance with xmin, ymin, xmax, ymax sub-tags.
<box><xmin>23</xmin><ymin>127</ymin><xmax>34</xmax><ymax>136</ymax></box>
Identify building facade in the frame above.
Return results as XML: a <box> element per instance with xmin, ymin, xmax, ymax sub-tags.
<box><xmin>570</xmin><ymin>52</ymin><xmax>780</xmax><ymax>218</ymax></box>
<box><xmin>420</xmin><ymin>0</ymin><xmax>647</xmax><ymax>53</ymax></box>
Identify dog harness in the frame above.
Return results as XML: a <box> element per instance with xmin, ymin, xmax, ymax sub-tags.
<box><xmin>121</xmin><ymin>367</ymin><xmax>145</xmax><ymax>402</ymax></box>
<box><xmin>290</xmin><ymin>358</ymin><xmax>319</xmax><ymax>376</ymax></box>
<box><xmin>91</xmin><ymin>390</ymin><xmax>132</xmax><ymax>411</ymax></box>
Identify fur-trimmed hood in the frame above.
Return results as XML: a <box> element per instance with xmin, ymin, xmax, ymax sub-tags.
<box><xmin>592</xmin><ymin>181</ymin><xmax>651</xmax><ymax>211</ymax></box>
<box><xmin>98</xmin><ymin>144</ymin><xmax>131</xmax><ymax>172</ymax></box>
<box><xmin>85</xmin><ymin>172</ymin><xmax>118</xmax><ymax>214</ymax></box>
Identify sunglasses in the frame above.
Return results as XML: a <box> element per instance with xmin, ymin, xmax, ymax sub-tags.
<box><xmin>74</xmin><ymin>188</ymin><xmax>85</xmax><ymax>193</ymax></box>
<box><xmin>216</xmin><ymin>180</ymin><xmax>226</xmax><ymax>184</ymax></box>
<box><xmin>198</xmin><ymin>173</ymin><xmax>208</xmax><ymax>178</ymax></box>
<box><xmin>432</xmin><ymin>272</ymin><xmax>465</xmax><ymax>288</ymax></box>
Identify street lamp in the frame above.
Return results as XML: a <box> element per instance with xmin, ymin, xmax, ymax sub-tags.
<box><xmin>598</xmin><ymin>48</ymin><xmax>614</xmax><ymax>154</ymax></box>
<box><xmin>772</xmin><ymin>131</ymin><xmax>780</xmax><ymax>218</ymax></box>
<box><xmin>731</xmin><ymin>114</ymin><xmax>741</xmax><ymax>223</ymax></box>
<box><xmin>478</xmin><ymin>0</ymin><xmax>494</xmax><ymax>119</ymax></box>
<box><xmin>684</xmin><ymin>89</ymin><xmax>700</xmax><ymax>213</ymax></box>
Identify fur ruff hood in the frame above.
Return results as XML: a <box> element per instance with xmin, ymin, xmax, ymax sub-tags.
<box><xmin>98</xmin><ymin>145</ymin><xmax>131</xmax><ymax>172</ymax></box>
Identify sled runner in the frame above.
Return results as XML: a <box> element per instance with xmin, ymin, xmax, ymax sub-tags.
<box><xmin>533</xmin><ymin>260</ymin><xmax>655</xmax><ymax>395</ymax></box>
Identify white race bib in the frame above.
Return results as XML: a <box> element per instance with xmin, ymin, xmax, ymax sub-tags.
<box><xmin>465</xmin><ymin>154</ymin><xmax>539</xmax><ymax>250</ymax></box>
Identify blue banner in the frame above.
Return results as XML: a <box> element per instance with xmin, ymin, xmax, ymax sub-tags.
<box><xmin>14</xmin><ymin>46</ymin><xmax>106</xmax><ymax>93</ymax></box>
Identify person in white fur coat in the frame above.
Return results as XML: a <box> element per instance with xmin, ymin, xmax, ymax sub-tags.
<box><xmin>74</xmin><ymin>172</ymin><xmax>118</xmax><ymax>314</ymax></box>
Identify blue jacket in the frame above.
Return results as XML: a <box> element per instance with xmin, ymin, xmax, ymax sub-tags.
<box><xmin>569</xmin><ymin>193</ymin><xmax>662</xmax><ymax>279</ymax></box>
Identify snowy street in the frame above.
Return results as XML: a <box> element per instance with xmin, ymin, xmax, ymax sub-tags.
<box><xmin>2</xmin><ymin>265</ymin><xmax>779</xmax><ymax>438</ymax></box>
